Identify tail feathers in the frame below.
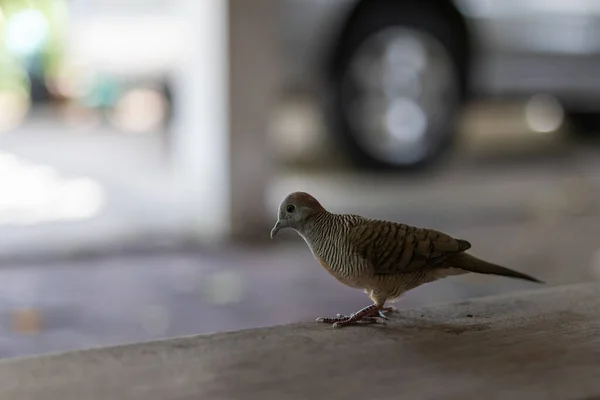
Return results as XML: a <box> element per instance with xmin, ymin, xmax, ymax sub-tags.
<box><xmin>455</xmin><ymin>253</ymin><xmax>544</xmax><ymax>284</ymax></box>
<box><xmin>457</xmin><ymin>239</ymin><xmax>472</xmax><ymax>252</ymax></box>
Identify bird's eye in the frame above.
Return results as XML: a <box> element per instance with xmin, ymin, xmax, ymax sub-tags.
<box><xmin>286</xmin><ymin>205</ymin><xmax>295</xmax><ymax>213</ymax></box>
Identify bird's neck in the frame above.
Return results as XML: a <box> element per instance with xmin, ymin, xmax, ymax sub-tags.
<box><xmin>297</xmin><ymin>211</ymin><xmax>340</xmax><ymax>251</ymax></box>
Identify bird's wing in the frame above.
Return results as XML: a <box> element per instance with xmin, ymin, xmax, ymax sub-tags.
<box><xmin>349</xmin><ymin>219</ymin><xmax>471</xmax><ymax>275</ymax></box>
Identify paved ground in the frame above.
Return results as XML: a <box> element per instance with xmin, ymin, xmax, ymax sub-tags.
<box><xmin>1</xmin><ymin>104</ymin><xmax>597</xmax><ymax>261</ymax></box>
<box><xmin>1</xmin><ymin>283</ymin><xmax>599</xmax><ymax>400</ymax></box>
<box><xmin>1</xmin><ymin>108</ymin><xmax>600</xmax><ymax>359</ymax></box>
<box><xmin>1</xmin><ymin>206</ymin><xmax>599</xmax><ymax>359</ymax></box>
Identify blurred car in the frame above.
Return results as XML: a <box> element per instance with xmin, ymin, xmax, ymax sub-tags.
<box><xmin>278</xmin><ymin>0</ymin><xmax>600</xmax><ymax>169</ymax></box>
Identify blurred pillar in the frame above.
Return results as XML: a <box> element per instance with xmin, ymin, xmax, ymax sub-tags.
<box><xmin>172</xmin><ymin>0</ymin><xmax>279</xmax><ymax>243</ymax></box>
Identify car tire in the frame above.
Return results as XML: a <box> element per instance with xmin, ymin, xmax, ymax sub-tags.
<box><xmin>330</xmin><ymin>1</ymin><xmax>467</xmax><ymax>170</ymax></box>
<box><xmin>567</xmin><ymin>111</ymin><xmax>600</xmax><ymax>137</ymax></box>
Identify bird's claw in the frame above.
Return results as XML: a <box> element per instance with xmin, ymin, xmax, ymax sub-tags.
<box><xmin>316</xmin><ymin>315</ymin><xmax>347</xmax><ymax>323</ymax></box>
<box><xmin>317</xmin><ymin>305</ymin><xmax>395</xmax><ymax>328</ymax></box>
<box><xmin>316</xmin><ymin>315</ymin><xmax>386</xmax><ymax>327</ymax></box>
<box><xmin>332</xmin><ymin>316</ymin><xmax>386</xmax><ymax>328</ymax></box>
<box><xmin>376</xmin><ymin>306</ymin><xmax>399</xmax><ymax>320</ymax></box>
<box><xmin>377</xmin><ymin>310</ymin><xmax>391</xmax><ymax>320</ymax></box>
<box><xmin>316</xmin><ymin>314</ymin><xmax>351</xmax><ymax>323</ymax></box>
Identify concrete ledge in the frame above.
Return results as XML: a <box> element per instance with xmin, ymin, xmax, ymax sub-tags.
<box><xmin>1</xmin><ymin>283</ymin><xmax>599</xmax><ymax>400</ymax></box>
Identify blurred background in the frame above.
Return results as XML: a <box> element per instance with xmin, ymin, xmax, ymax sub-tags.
<box><xmin>0</xmin><ymin>0</ymin><xmax>600</xmax><ymax>358</ymax></box>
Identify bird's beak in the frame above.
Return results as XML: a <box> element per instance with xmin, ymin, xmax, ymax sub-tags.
<box><xmin>270</xmin><ymin>221</ymin><xmax>281</xmax><ymax>239</ymax></box>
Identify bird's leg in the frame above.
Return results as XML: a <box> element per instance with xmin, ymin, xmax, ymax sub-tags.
<box><xmin>316</xmin><ymin>315</ymin><xmax>381</xmax><ymax>324</ymax></box>
<box><xmin>316</xmin><ymin>306</ymin><xmax>397</xmax><ymax>323</ymax></box>
<box><xmin>316</xmin><ymin>304</ymin><xmax>384</xmax><ymax>328</ymax></box>
<box><xmin>333</xmin><ymin>304</ymin><xmax>382</xmax><ymax>328</ymax></box>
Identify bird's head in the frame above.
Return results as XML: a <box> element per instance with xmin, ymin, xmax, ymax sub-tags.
<box><xmin>270</xmin><ymin>191</ymin><xmax>326</xmax><ymax>239</ymax></box>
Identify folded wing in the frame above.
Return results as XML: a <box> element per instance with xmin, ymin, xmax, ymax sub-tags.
<box><xmin>350</xmin><ymin>220</ymin><xmax>471</xmax><ymax>275</ymax></box>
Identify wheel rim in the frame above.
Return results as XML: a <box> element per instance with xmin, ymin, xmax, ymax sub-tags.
<box><xmin>341</xmin><ymin>27</ymin><xmax>459</xmax><ymax>165</ymax></box>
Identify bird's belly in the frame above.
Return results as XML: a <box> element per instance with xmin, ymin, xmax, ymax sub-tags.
<box><xmin>314</xmin><ymin>256</ymin><xmax>364</xmax><ymax>289</ymax></box>
<box><xmin>365</xmin><ymin>270</ymin><xmax>452</xmax><ymax>301</ymax></box>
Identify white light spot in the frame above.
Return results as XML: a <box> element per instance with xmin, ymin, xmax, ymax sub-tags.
<box><xmin>384</xmin><ymin>34</ymin><xmax>427</xmax><ymax>72</ymax></box>
<box><xmin>525</xmin><ymin>93</ymin><xmax>564</xmax><ymax>133</ymax></box>
<box><xmin>5</xmin><ymin>9</ymin><xmax>49</xmax><ymax>56</ymax></box>
<box><xmin>0</xmin><ymin>152</ymin><xmax>105</xmax><ymax>225</ymax></box>
<box><xmin>205</xmin><ymin>271</ymin><xmax>244</xmax><ymax>305</ymax></box>
<box><xmin>385</xmin><ymin>98</ymin><xmax>427</xmax><ymax>143</ymax></box>
<box><xmin>109</xmin><ymin>88</ymin><xmax>167</xmax><ymax>134</ymax></box>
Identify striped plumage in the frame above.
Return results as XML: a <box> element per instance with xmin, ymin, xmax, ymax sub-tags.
<box><xmin>270</xmin><ymin>191</ymin><xmax>544</xmax><ymax>328</ymax></box>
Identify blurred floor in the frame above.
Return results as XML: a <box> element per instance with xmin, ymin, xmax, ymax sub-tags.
<box><xmin>0</xmin><ymin>204</ymin><xmax>599</xmax><ymax>360</ymax></box>
<box><xmin>2</xmin><ymin>103</ymin><xmax>600</xmax><ymax>260</ymax></box>
<box><xmin>1</xmin><ymin>103</ymin><xmax>600</xmax><ymax>359</ymax></box>
<box><xmin>0</xmin><ymin>107</ymin><xmax>187</xmax><ymax>260</ymax></box>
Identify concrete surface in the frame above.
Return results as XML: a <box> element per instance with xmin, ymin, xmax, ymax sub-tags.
<box><xmin>2</xmin><ymin>108</ymin><xmax>600</xmax><ymax>364</ymax></box>
<box><xmin>1</xmin><ymin>282</ymin><xmax>598</xmax><ymax>400</ymax></box>
<box><xmin>1</xmin><ymin>173</ymin><xmax>599</xmax><ymax>359</ymax></box>
<box><xmin>0</xmin><ymin>238</ymin><xmax>554</xmax><ymax>360</ymax></box>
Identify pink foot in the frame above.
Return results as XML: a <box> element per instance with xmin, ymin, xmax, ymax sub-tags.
<box><xmin>316</xmin><ymin>304</ymin><xmax>385</xmax><ymax>328</ymax></box>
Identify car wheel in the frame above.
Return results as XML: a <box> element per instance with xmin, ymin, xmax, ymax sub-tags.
<box><xmin>330</xmin><ymin>2</ymin><xmax>467</xmax><ymax>170</ymax></box>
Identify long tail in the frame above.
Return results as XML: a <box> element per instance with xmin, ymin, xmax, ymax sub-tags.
<box><xmin>454</xmin><ymin>253</ymin><xmax>544</xmax><ymax>283</ymax></box>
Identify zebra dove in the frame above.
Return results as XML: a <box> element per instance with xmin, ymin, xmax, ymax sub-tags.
<box><xmin>270</xmin><ymin>191</ymin><xmax>543</xmax><ymax>328</ymax></box>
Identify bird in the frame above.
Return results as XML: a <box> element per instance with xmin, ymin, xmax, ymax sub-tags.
<box><xmin>270</xmin><ymin>191</ymin><xmax>544</xmax><ymax>328</ymax></box>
